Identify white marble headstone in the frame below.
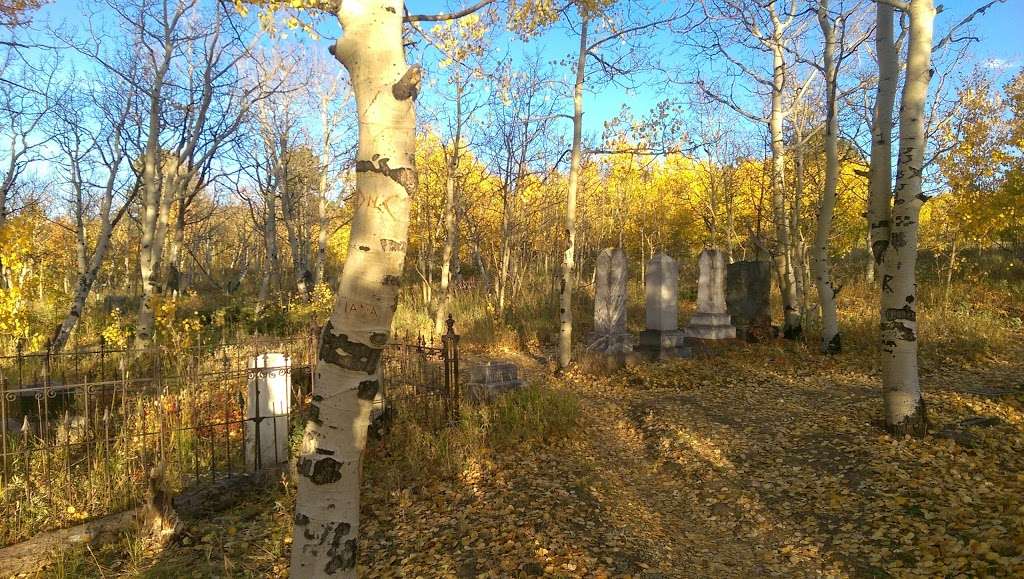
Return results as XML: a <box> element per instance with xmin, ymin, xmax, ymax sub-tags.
<box><xmin>684</xmin><ymin>248</ymin><xmax>736</xmax><ymax>340</ymax></box>
<box><xmin>696</xmin><ymin>249</ymin><xmax>728</xmax><ymax>314</ymax></box>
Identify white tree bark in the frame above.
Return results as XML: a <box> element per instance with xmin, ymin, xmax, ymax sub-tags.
<box><xmin>812</xmin><ymin>0</ymin><xmax>841</xmax><ymax>354</ymax></box>
<box><xmin>290</xmin><ymin>1</ymin><xmax>418</xmax><ymax>575</ymax></box>
<box><xmin>433</xmin><ymin>79</ymin><xmax>463</xmax><ymax>336</ymax></box>
<box><xmin>867</xmin><ymin>2</ymin><xmax>898</xmax><ymax>267</ymax></box>
<box><xmin>769</xmin><ymin>39</ymin><xmax>802</xmax><ymax>339</ymax></box>
<box><xmin>52</xmin><ymin>94</ymin><xmax>135</xmax><ymax>351</ymax></box>
<box><xmin>558</xmin><ymin>15</ymin><xmax>587</xmax><ymax>370</ymax></box>
<box><xmin>258</xmin><ymin>186</ymin><xmax>280</xmax><ymax>303</ymax></box>
<box><xmin>878</xmin><ymin>0</ymin><xmax>934</xmax><ymax>436</ymax></box>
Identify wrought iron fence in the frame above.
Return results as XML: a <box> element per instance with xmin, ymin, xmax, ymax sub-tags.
<box><xmin>0</xmin><ymin>318</ymin><xmax>461</xmax><ymax>546</ymax></box>
<box><xmin>378</xmin><ymin>314</ymin><xmax>461</xmax><ymax>425</ymax></box>
<box><xmin>0</xmin><ymin>332</ymin><xmax>317</xmax><ymax>546</ymax></box>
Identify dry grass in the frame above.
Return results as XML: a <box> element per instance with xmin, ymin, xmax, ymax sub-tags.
<box><xmin>17</xmin><ymin>269</ymin><xmax>1024</xmax><ymax>577</ymax></box>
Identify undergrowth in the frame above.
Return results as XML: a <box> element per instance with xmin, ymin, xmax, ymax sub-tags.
<box><xmin>366</xmin><ymin>384</ymin><xmax>580</xmax><ymax>491</ymax></box>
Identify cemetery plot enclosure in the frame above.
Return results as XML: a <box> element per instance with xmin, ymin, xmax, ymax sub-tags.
<box><xmin>0</xmin><ymin>335</ymin><xmax>317</xmax><ymax>546</ymax></box>
<box><xmin>0</xmin><ymin>321</ymin><xmax>463</xmax><ymax>546</ymax></box>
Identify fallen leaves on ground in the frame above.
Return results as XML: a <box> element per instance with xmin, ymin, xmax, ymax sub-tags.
<box><xmin>47</xmin><ymin>336</ymin><xmax>1024</xmax><ymax>578</ymax></box>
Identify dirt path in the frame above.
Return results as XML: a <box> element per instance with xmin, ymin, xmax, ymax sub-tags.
<box><xmin>555</xmin><ymin>340</ymin><xmax>1024</xmax><ymax>578</ymax></box>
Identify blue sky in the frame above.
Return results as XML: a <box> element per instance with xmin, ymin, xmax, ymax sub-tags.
<box><xmin>405</xmin><ymin>0</ymin><xmax>1024</xmax><ymax>135</ymax></box>
<box><xmin>21</xmin><ymin>0</ymin><xmax>1024</xmax><ymax>146</ymax></box>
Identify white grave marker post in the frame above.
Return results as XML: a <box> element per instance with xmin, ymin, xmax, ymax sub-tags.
<box><xmin>246</xmin><ymin>352</ymin><xmax>292</xmax><ymax>471</ymax></box>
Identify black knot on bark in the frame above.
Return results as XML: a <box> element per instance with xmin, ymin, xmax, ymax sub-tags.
<box><xmin>392</xmin><ymin>65</ymin><xmax>423</xmax><ymax>101</ymax></box>
<box><xmin>297</xmin><ymin>455</ymin><xmax>343</xmax><ymax>485</ymax></box>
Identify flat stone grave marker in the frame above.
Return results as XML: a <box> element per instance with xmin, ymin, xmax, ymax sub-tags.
<box><xmin>465</xmin><ymin>361</ymin><xmax>525</xmax><ymax>402</ymax></box>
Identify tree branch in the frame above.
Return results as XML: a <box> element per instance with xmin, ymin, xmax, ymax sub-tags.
<box><xmin>933</xmin><ymin>0</ymin><xmax>1005</xmax><ymax>53</ymax></box>
<box><xmin>873</xmin><ymin>0</ymin><xmax>910</xmax><ymax>11</ymax></box>
<box><xmin>404</xmin><ymin>0</ymin><xmax>496</xmax><ymax>22</ymax></box>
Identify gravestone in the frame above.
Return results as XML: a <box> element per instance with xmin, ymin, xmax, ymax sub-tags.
<box><xmin>682</xmin><ymin>249</ymin><xmax>736</xmax><ymax>340</ymax></box>
<box><xmin>638</xmin><ymin>252</ymin><xmax>689</xmax><ymax>358</ymax></box>
<box><xmin>465</xmin><ymin>361</ymin><xmax>524</xmax><ymax>402</ymax></box>
<box><xmin>726</xmin><ymin>260</ymin><xmax>773</xmax><ymax>342</ymax></box>
<box><xmin>245</xmin><ymin>352</ymin><xmax>291</xmax><ymax>471</ymax></box>
<box><xmin>590</xmin><ymin>247</ymin><xmax>632</xmax><ymax>352</ymax></box>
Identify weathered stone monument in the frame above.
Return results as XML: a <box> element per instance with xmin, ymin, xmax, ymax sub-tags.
<box><xmin>726</xmin><ymin>260</ymin><xmax>773</xmax><ymax>342</ymax></box>
<box><xmin>638</xmin><ymin>252</ymin><xmax>689</xmax><ymax>358</ymax></box>
<box><xmin>465</xmin><ymin>361</ymin><xmax>525</xmax><ymax>402</ymax></box>
<box><xmin>590</xmin><ymin>247</ymin><xmax>632</xmax><ymax>352</ymax></box>
<box><xmin>245</xmin><ymin>352</ymin><xmax>291</xmax><ymax>471</ymax></box>
<box><xmin>683</xmin><ymin>249</ymin><xmax>737</xmax><ymax>340</ymax></box>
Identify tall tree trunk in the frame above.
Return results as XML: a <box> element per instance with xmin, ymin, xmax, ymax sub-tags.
<box><xmin>944</xmin><ymin>234</ymin><xmax>957</xmax><ymax>304</ymax></box>
<box><xmin>280</xmin><ymin>153</ymin><xmax>313</xmax><ymax>297</ymax></box>
<box><xmin>135</xmin><ymin>184</ymin><xmax>171</xmax><ymax>348</ymax></box>
<box><xmin>290</xmin><ymin>2</ymin><xmax>418</xmax><ymax>576</ymax></box>
<box><xmin>313</xmin><ymin>151</ymin><xmax>331</xmax><ymax>289</ymax></box>
<box><xmin>167</xmin><ymin>197</ymin><xmax>187</xmax><ymax>298</ymax></box>
<box><xmin>558</xmin><ymin>15</ymin><xmax>587</xmax><ymax>370</ymax></box>
<box><xmin>876</xmin><ymin>0</ymin><xmax>934</xmax><ymax>437</ymax></box>
<box><xmin>497</xmin><ymin>189</ymin><xmax>512</xmax><ymax>312</ymax></box>
<box><xmin>433</xmin><ymin>80</ymin><xmax>462</xmax><ymax>335</ymax></box>
<box><xmin>813</xmin><ymin>0</ymin><xmax>841</xmax><ymax>354</ymax></box>
<box><xmin>770</xmin><ymin>43</ymin><xmax>801</xmax><ymax>339</ymax></box>
<box><xmin>259</xmin><ymin>191</ymin><xmax>279</xmax><ymax>303</ymax></box>
<box><xmin>867</xmin><ymin>3</ymin><xmax>898</xmax><ymax>266</ymax></box>
<box><xmin>791</xmin><ymin>123</ymin><xmax>808</xmax><ymax>320</ymax></box>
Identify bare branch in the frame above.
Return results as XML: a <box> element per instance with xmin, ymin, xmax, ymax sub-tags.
<box><xmin>404</xmin><ymin>0</ymin><xmax>496</xmax><ymax>22</ymax></box>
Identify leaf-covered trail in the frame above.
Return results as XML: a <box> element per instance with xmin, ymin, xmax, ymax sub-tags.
<box><xmin>52</xmin><ymin>340</ymin><xmax>1024</xmax><ymax>577</ymax></box>
<box><xmin>361</xmin><ymin>340</ymin><xmax>1024</xmax><ymax>577</ymax></box>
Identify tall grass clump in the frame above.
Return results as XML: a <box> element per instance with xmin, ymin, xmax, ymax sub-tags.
<box><xmin>830</xmin><ymin>277</ymin><xmax>1021</xmax><ymax>364</ymax></box>
<box><xmin>366</xmin><ymin>384</ymin><xmax>579</xmax><ymax>490</ymax></box>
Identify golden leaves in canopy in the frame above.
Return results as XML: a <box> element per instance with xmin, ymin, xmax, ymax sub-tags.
<box><xmin>508</xmin><ymin>0</ymin><xmax>615</xmax><ymax>37</ymax></box>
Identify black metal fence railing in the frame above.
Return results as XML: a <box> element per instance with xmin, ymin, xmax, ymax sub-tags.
<box><xmin>378</xmin><ymin>314</ymin><xmax>461</xmax><ymax>425</ymax></box>
<box><xmin>0</xmin><ymin>332</ymin><xmax>318</xmax><ymax>547</ymax></box>
<box><xmin>0</xmin><ymin>317</ymin><xmax>461</xmax><ymax>547</ymax></box>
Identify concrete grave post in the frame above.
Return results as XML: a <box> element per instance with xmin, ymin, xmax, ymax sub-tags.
<box><xmin>246</xmin><ymin>352</ymin><xmax>291</xmax><ymax>471</ymax></box>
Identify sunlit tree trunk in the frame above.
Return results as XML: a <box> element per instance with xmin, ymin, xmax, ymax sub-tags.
<box><xmin>434</xmin><ymin>80</ymin><xmax>463</xmax><ymax>335</ymax></box>
<box><xmin>812</xmin><ymin>0</ymin><xmax>841</xmax><ymax>354</ymax></box>
<box><xmin>874</xmin><ymin>0</ymin><xmax>934</xmax><ymax>437</ymax></box>
<box><xmin>133</xmin><ymin>48</ymin><xmax>172</xmax><ymax>348</ymax></box>
<box><xmin>558</xmin><ymin>15</ymin><xmax>588</xmax><ymax>369</ymax></box>
<box><xmin>258</xmin><ymin>188</ymin><xmax>279</xmax><ymax>303</ymax></box>
<box><xmin>770</xmin><ymin>42</ymin><xmax>801</xmax><ymax>339</ymax></box>
<box><xmin>497</xmin><ymin>187</ymin><xmax>513</xmax><ymax>312</ymax></box>
<box><xmin>167</xmin><ymin>197</ymin><xmax>187</xmax><ymax>298</ymax></box>
<box><xmin>791</xmin><ymin>122</ymin><xmax>808</xmax><ymax>320</ymax></box>
<box><xmin>136</xmin><ymin>166</ymin><xmax>175</xmax><ymax>348</ymax></box>
<box><xmin>313</xmin><ymin>114</ymin><xmax>333</xmax><ymax>289</ymax></box>
<box><xmin>867</xmin><ymin>2</ymin><xmax>898</xmax><ymax>268</ymax></box>
<box><xmin>290</xmin><ymin>2</ymin><xmax>418</xmax><ymax>576</ymax></box>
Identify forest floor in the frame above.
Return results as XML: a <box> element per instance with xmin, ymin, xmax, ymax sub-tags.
<box><xmin>39</xmin><ymin>336</ymin><xmax>1024</xmax><ymax>578</ymax></box>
